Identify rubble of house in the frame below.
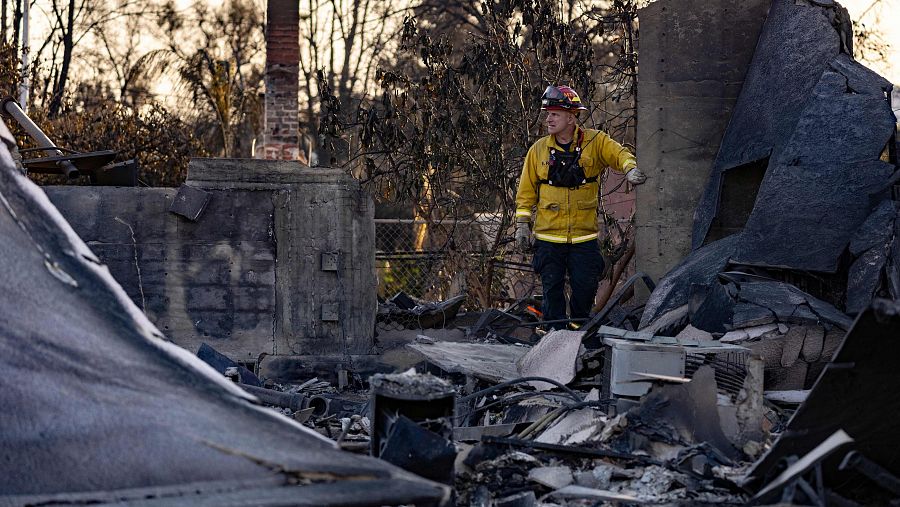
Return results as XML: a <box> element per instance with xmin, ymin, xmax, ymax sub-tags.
<box><xmin>188</xmin><ymin>299</ymin><xmax>900</xmax><ymax>505</ymax></box>
<box><xmin>3</xmin><ymin>0</ymin><xmax>900</xmax><ymax>506</ymax></box>
<box><xmin>194</xmin><ymin>1</ymin><xmax>899</xmax><ymax>505</ymax></box>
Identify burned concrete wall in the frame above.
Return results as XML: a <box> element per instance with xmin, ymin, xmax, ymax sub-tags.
<box><xmin>634</xmin><ymin>0</ymin><xmax>770</xmax><ymax>287</ymax></box>
<box><xmin>45</xmin><ymin>159</ymin><xmax>376</xmax><ymax>363</ymax></box>
<box><xmin>45</xmin><ymin>185</ymin><xmax>276</xmax><ymax>362</ymax></box>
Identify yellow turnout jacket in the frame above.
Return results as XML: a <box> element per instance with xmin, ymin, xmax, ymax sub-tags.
<box><xmin>515</xmin><ymin>127</ymin><xmax>636</xmax><ymax>243</ymax></box>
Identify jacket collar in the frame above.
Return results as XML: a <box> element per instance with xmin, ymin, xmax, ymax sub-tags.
<box><xmin>550</xmin><ymin>126</ymin><xmax>583</xmax><ymax>151</ymax></box>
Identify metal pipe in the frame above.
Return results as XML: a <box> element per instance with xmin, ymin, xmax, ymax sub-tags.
<box><xmin>306</xmin><ymin>396</ymin><xmax>330</xmax><ymax>417</ymax></box>
<box><xmin>2</xmin><ymin>98</ymin><xmax>78</xmax><ymax>179</ymax></box>
<box><xmin>239</xmin><ymin>384</ymin><xmax>308</xmax><ymax>412</ymax></box>
<box><xmin>839</xmin><ymin>451</ymin><xmax>900</xmax><ymax>496</ymax></box>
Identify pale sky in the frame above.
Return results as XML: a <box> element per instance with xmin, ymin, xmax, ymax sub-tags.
<box><xmin>842</xmin><ymin>0</ymin><xmax>899</xmax><ymax>84</ymax></box>
<box><xmin>274</xmin><ymin>0</ymin><xmax>900</xmax><ymax>92</ymax></box>
<box><xmin>161</xmin><ymin>1</ymin><xmax>900</xmax><ymax>91</ymax></box>
<box><xmin>20</xmin><ymin>1</ymin><xmax>900</xmax><ymax>103</ymax></box>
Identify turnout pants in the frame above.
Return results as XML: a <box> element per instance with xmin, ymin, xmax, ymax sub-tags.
<box><xmin>532</xmin><ymin>239</ymin><xmax>605</xmax><ymax>326</ymax></box>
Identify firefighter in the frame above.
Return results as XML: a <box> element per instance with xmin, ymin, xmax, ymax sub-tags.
<box><xmin>514</xmin><ymin>85</ymin><xmax>646</xmax><ymax>326</ymax></box>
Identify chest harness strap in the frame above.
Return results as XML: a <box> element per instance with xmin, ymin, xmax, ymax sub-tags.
<box><xmin>537</xmin><ymin>131</ymin><xmax>596</xmax><ymax>188</ymax></box>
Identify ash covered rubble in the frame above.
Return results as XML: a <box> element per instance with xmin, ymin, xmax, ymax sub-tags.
<box><xmin>134</xmin><ymin>0</ymin><xmax>900</xmax><ymax>507</ymax></box>
<box><xmin>214</xmin><ymin>332</ymin><xmax>765</xmax><ymax>505</ymax></box>
<box><xmin>182</xmin><ymin>300</ymin><xmax>898</xmax><ymax>507</ymax></box>
<box><xmin>405</xmin><ymin>328</ymin><xmax>767</xmax><ymax>506</ymax></box>
<box><xmin>4</xmin><ymin>0</ymin><xmax>900</xmax><ymax>506</ymax></box>
<box><xmin>262</xmin><ymin>0</ymin><xmax>900</xmax><ymax>504</ymax></box>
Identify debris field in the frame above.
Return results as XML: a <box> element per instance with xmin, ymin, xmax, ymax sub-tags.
<box><xmin>2</xmin><ymin>0</ymin><xmax>900</xmax><ymax>506</ymax></box>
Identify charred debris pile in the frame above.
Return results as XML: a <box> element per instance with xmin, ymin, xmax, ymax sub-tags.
<box><xmin>230</xmin><ymin>1</ymin><xmax>899</xmax><ymax>505</ymax></box>
<box><xmin>3</xmin><ymin>0</ymin><xmax>900</xmax><ymax>506</ymax></box>
<box><xmin>203</xmin><ymin>300</ymin><xmax>900</xmax><ymax>505</ymax></box>
<box><xmin>205</xmin><ymin>2</ymin><xmax>900</xmax><ymax>504</ymax></box>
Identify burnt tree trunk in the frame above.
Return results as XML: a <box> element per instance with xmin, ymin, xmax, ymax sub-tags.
<box><xmin>2</xmin><ymin>0</ymin><xmax>8</xmax><ymax>43</ymax></box>
<box><xmin>12</xmin><ymin>0</ymin><xmax>20</xmax><ymax>49</ymax></box>
<box><xmin>49</xmin><ymin>0</ymin><xmax>75</xmax><ymax>118</ymax></box>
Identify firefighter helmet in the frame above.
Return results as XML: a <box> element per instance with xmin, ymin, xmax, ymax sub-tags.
<box><xmin>540</xmin><ymin>85</ymin><xmax>588</xmax><ymax>112</ymax></box>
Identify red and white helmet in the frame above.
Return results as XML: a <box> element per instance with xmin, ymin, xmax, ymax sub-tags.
<box><xmin>540</xmin><ymin>85</ymin><xmax>588</xmax><ymax>112</ymax></box>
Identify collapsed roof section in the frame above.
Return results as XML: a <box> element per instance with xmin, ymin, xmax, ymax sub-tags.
<box><xmin>731</xmin><ymin>54</ymin><xmax>895</xmax><ymax>272</ymax></box>
<box><xmin>640</xmin><ymin>234</ymin><xmax>739</xmax><ymax>328</ymax></box>
<box><xmin>691</xmin><ymin>0</ymin><xmax>896</xmax><ymax>271</ymax></box>
<box><xmin>644</xmin><ymin>0</ymin><xmax>898</xmax><ymax>331</ymax></box>
<box><xmin>847</xmin><ymin>199</ymin><xmax>899</xmax><ymax>313</ymax></box>
<box><xmin>693</xmin><ymin>0</ymin><xmax>847</xmax><ymax>248</ymax></box>
<box><xmin>0</xmin><ymin>122</ymin><xmax>447</xmax><ymax>504</ymax></box>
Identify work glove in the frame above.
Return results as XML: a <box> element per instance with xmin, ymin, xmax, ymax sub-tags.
<box><xmin>515</xmin><ymin>222</ymin><xmax>533</xmax><ymax>252</ymax></box>
<box><xmin>626</xmin><ymin>167</ymin><xmax>647</xmax><ymax>185</ymax></box>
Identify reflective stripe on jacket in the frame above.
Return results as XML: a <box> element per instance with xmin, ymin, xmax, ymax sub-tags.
<box><xmin>515</xmin><ymin>127</ymin><xmax>636</xmax><ymax>244</ymax></box>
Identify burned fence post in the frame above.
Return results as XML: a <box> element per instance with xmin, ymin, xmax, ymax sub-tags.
<box><xmin>239</xmin><ymin>384</ymin><xmax>309</xmax><ymax>412</ymax></box>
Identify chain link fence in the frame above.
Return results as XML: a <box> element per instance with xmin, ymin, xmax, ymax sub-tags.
<box><xmin>374</xmin><ymin>217</ymin><xmax>542</xmax><ymax>331</ymax></box>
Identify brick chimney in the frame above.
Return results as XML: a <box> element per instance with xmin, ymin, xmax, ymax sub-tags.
<box><xmin>259</xmin><ymin>0</ymin><xmax>300</xmax><ymax>160</ymax></box>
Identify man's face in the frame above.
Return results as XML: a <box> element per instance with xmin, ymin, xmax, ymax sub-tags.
<box><xmin>545</xmin><ymin>110</ymin><xmax>576</xmax><ymax>136</ymax></box>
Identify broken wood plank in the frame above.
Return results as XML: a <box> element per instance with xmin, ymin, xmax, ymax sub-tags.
<box><xmin>763</xmin><ymin>390</ymin><xmax>809</xmax><ymax>404</ymax></box>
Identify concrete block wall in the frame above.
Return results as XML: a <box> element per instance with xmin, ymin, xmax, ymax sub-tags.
<box><xmin>45</xmin><ymin>159</ymin><xmax>376</xmax><ymax>363</ymax></box>
<box><xmin>634</xmin><ymin>0</ymin><xmax>770</xmax><ymax>289</ymax></box>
